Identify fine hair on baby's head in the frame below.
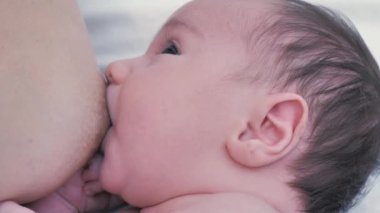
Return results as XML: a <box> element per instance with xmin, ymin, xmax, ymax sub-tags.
<box><xmin>246</xmin><ymin>0</ymin><xmax>380</xmax><ymax>212</ymax></box>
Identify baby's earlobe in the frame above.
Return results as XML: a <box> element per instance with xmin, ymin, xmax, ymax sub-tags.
<box><xmin>226</xmin><ymin>135</ymin><xmax>266</xmax><ymax>168</ymax></box>
<box><xmin>225</xmin><ymin>122</ymin><xmax>269</xmax><ymax>168</ymax></box>
<box><xmin>226</xmin><ymin>130</ymin><xmax>283</xmax><ymax>168</ymax></box>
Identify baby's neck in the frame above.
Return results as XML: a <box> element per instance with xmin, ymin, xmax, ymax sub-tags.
<box><xmin>140</xmin><ymin>192</ymin><xmax>279</xmax><ymax>213</ymax></box>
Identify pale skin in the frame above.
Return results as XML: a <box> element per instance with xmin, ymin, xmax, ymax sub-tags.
<box><xmin>2</xmin><ymin>0</ymin><xmax>309</xmax><ymax>212</ymax></box>
<box><xmin>0</xmin><ymin>0</ymin><xmax>109</xmax><ymax>211</ymax></box>
<box><xmin>102</xmin><ymin>0</ymin><xmax>308</xmax><ymax>212</ymax></box>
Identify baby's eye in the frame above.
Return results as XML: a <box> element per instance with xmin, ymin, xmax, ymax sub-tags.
<box><xmin>161</xmin><ymin>42</ymin><xmax>180</xmax><ymax>55</ymax></box>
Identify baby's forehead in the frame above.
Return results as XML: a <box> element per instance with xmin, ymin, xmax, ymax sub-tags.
<box><xmin>172</xmin><ymin>0</ymin><xmax>277</xmax><ymax>40</ymax></box>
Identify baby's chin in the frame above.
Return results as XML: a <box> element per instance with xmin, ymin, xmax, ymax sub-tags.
<box><xmin>99</xmin><ymin>158</ymin><xmax>140</xmax><ymax>206</ymax></box>
<box><xmin>99</xmin><ymin>137</ymin><xmax>126</xmax><ymax>197</ymax></box>
<box><xmin>99</xmin><ymin>155</ymin><xmax>117</xmax><ymax>195</ymax></box>
<box><xmin>99</xmin><ymin>151</ymin><xmax>150</xmax><ymax>207</ymax></box>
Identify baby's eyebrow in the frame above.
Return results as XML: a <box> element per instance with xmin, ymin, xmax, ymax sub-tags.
<box><xmin>163</xmin><ymin>17</ymin><xmax>204</xmax><ymax>38</ymax></box>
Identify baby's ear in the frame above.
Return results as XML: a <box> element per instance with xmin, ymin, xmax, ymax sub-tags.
<box><xmin>226</xmin><ymin>93</ymin><xmax>308</xmax><ymax>168</ymax></box>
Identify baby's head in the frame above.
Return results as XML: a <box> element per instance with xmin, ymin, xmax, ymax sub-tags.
<box><xmin>101</xmin><ymin>0</ymin><xmax>380</xmax><ymax>212</ymax></box>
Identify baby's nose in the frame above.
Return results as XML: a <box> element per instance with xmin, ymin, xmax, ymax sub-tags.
<box><xmin>105</xmin><ymin>60</ymin><xmax>130</xmax><ymax>85</ymax></box>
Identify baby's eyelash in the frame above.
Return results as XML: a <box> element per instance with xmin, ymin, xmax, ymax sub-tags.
<box><xmin>161</xmin><ymin>41</ymin><xmax>180</xmax><ymax>55</ymax></box>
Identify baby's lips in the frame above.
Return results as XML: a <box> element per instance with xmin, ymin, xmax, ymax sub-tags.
<box><xmin>101</xmin><ymin>128</ymin><xmax>112</xmax><ymax>154</ymax></box>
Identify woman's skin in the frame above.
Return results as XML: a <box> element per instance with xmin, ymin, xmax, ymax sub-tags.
<box><xmin>0</xmin><ymin>0</ymin><xmax>109</xmax><ymax>204</ymax></box>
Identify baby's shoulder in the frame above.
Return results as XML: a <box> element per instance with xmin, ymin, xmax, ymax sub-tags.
<box><xmin>194</xmin><ymin>193</ymin><xmax>279</xmax><ymax>213</ymax></box>
<box><xmin>142</xmin><ymin>192</ymin><xmax>279</xmax><ymax>213</ymax></box>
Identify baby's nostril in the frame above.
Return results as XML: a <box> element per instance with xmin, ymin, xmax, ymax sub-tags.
<box><xmin>102</xmin><ymin>72</ymin><xmax>110</xmax><ymax>85</ymax></box>
<box><xmin>106</xmin><ymin>70</ymin><xmax>113</xmax><ymax>84</ymax></box>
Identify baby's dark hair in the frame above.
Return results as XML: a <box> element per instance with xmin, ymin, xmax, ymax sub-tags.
<box><xmin>246</xmin><ymin>0</ymin><xmax>380</xmax><ymax>212</ymax></box>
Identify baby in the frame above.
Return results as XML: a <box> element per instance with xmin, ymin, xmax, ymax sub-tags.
<box><xmin>8</xmin><ymin>0</ymin><xmax>380</xmax><ymax>212</ymax></box>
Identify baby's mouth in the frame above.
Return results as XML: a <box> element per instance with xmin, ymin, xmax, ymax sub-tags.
<box><xmin>101</xmin><ymin>125</ymin><xmax>113</xmax><ymax>154</ymax></box>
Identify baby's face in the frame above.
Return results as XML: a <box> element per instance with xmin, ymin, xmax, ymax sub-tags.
<box><xmin>101</xmin><ymin>0</ymin><xmax>269</xmax><ymax>207</ymax></box>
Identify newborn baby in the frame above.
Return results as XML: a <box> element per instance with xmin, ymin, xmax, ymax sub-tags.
<box><xmin>9</xmin><ymin>0</ymin><xmax>380</xmax><ymax>212</ymax></box>
<box><xmin>102</xmin><ymin>0</ymin><xmax>380</xmax><ymax>212</ymax></box>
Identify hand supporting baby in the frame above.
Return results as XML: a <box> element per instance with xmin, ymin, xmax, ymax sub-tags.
<box><xmin>0</xmin><ymin>201</ymin><xmax>35</xmax><ymax>213</ymax></box>
<box><xmin>0</xmin><ymin>154</ymin><xmax>124</xmax><ymax>213</ymax></box>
